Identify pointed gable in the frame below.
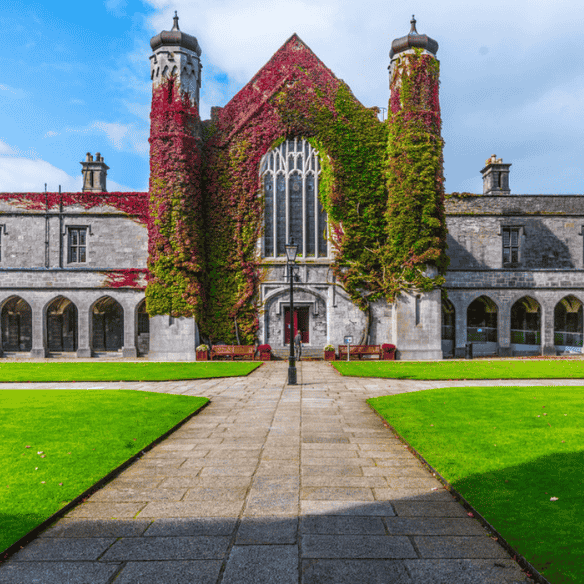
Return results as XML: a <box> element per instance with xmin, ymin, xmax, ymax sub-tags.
<box><xmin>211</xmin><ymin>34</ymin><xmax>341</xmax><ymax>145</ymax></box>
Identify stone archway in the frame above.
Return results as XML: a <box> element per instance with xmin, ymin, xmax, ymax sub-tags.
<box><xmin>47</xmin><ymin>296</ymin><xmax>78</xmax><ymax>352</ymax></box>
<box><xmin>1</xmin><ymin>296</ymin><xmax>32</xmax><ymax>352</ymax></box>
<box><xmin>92</xmin><ymin>296</ymin><xmax>124</xmax><ymax>351</ymax></box>
<box><xmin>467</xmin><ymin>295</ymin><xmax>498</xmax><ymax>356</ymax></box>
<box><xmin>511</xmin><ymin>296</ymin><xmax>540</xmax><ymax>352</ymax></box>
<box><xmin>136</xmin><ymin>299</ymin><xmax>150</xmax><ymax>355</ymax></box>
<box><xmin>441</xmin><ymin>298</ymin><xmax>455</xmax><ymax>357</ymax></box>
<box><xmin>554</xmin><ymin>295</ymin><xmax>583</xmax><ymax>350</ymax></box>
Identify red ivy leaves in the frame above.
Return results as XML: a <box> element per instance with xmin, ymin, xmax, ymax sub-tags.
<box><xmin>145</xmin><ymin>75</ymin><xmax>206</xmax><ymax>320</ymax></box>
<box><xmin>0</xmin><ymin>193</ymin><xmax>149</xmax><ymax>224</ymax></box>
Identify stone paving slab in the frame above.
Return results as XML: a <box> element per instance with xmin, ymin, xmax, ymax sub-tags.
<box><xmin>0</xmin><ymin>361</ymin><xmax>533</xmax><ymax>583</ymax></box>
<box><xmin>112</xmin><ymin>560</ymin><xmax>222</xmax><ymax>584</ymax></box>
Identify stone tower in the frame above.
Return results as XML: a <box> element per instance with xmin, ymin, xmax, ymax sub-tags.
<box><xmin>146</xmin><ymin>13</ymin><xmax>206</xmax><ymax>360</ymax></box>
<box><xmin>382</xmin><ymin>16</ymin><xmax>447</xmax><ymax>359</ymax></box>
<box><xmin>149</xmin><ymin>11</ymin><xmax>202</xmax><ymax>106</ymax></box>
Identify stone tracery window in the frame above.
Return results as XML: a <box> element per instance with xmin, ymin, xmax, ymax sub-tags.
<box><xmin>260</xmin><ymin>138</ymin><xmax>327</xmax><ymax>258</ymax></box>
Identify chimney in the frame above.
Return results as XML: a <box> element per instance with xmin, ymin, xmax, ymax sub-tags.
<box><xmin>481</xmin><ymin>154</ymin><xmax>511</xmax><ymax>195</ymax></box>
<box><xmin>81</xmin><ymin>152</ymin><xmax>109</xmax><ymax>192</ymax></box>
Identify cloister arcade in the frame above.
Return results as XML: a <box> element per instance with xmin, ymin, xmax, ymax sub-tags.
<box><xmin>442</xmin><ymin>291</ymin><xmax>584</xmax><ymax>357</ymax></box>
<box><xmin>0</xmin><ymin>293</ymin><xmax>149</xmax><ymax>358</ymax></box>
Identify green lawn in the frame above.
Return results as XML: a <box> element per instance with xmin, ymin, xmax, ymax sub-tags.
<box><xmin>0</xmin><ymin>390</ymin><xmax>209</xmax><ymax>553</ymax></box>
<box><xmin>334</xmin><ymin>359</ymin><xmax>584</xmax><ymax>379</ymax></box>
<box><xmin>367</xmin><ymin>386</ymin><xmax>584</xmax><ymax>584</ymax></box>
<box><xmin>0</xmin><ymin>361</ymin><xmax>261</xmax><ymax>382</ymax></box>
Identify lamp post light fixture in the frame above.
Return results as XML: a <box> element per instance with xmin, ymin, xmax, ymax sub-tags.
<box><xmin>285</xmin><ymin>238</ymin><xmax>298</xmax><ymax>385</ymax></box>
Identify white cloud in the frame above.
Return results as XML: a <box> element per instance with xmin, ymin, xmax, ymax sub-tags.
<box><xmin>0</xmin><ymin>156</ymin><xmax>82</xmax><ymax>192</ymax></box>
<box><xmin>0</xmin><ymin>154</ymin><xmax>136</xmax><ymax>193</ymax></box>
<box><xmin>0</xmin><ymin>140</ymin><xmax>15</xmax><ymax>156</ymax></box>
<box><xmin>0</xmin><ymin>139</ymin><xmax>137</xmax><ymax>192</ymax></box>
<box><xmin>0</xmin><ymin>83</ymin><xmax>28</xmax><ymax>98</ymax></box>
<box><xmin>65</xmin><ymin>121</ymin><xmax>149</xmax><ymax>154</ymax></box>
<box><xmin>43</xmin><ymin>131</ymin><xmax>59</xmax><ymax>138</ymax></box>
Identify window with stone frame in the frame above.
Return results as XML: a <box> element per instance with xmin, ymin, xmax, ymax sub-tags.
<box><xmin>260</xmin><ymin>138</ymin><xmax>328</xmax><ymax>259</ymax></box>
<box><xmin>0</xmin><ymin>225</ymin><xmax>3</xmax><ymax>262</ymax></box>
<box><xmin>67</xmin><ymin>227</ymin><xmax>88</xmax><ymax>264</ymax></box>
<box><xmin>502</xmin><ymin>226</ymin><xmax>521</xmax><ymax>266</ymax></box>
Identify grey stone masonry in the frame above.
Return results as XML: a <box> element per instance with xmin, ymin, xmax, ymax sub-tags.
<box><xmin>0</xmin><ymin>363</ymin><xmax>534</xmax><ymax>584</ymax></box>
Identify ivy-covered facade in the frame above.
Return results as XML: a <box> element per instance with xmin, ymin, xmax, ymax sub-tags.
<box><xmin>144</xmin><ymin>15</ymin><xmax>447</xmax><ymax>360</ymax></box>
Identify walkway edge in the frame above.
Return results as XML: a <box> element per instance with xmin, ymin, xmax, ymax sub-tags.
<box><xmin>366</xmin><ymin>403</ymin><xmax>549</xmax><ymax>584</ymax></box>
<box><xmin>0</xmin><ymin>398</ymin><xmax>211</xmax><ymax>565</ymax></box>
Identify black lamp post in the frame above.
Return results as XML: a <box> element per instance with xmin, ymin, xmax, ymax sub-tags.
<box><xmin>285</xmin><ymin>239</ymin><xmax>298</xmax><ymax>385</ymax></box>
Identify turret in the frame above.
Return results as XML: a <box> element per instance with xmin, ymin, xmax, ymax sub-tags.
<box><xmin>80</xmin><ymin>152</ymin><xmax>109</xmax><ymax>192</ymax></box>
<box><xmin>389</xmin><ymin>15</ymin><xmax>438</xmax><ymax>86</ymax></box>
<box><xmin>149</xmin><ymin>11</ymin><xmax>202</xmax><ymax>106</ymax></box>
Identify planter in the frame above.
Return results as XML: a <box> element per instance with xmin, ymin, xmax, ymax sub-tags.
<box><xmin>196</xmin><ymin>350</ymin><xmax>208</xmax><ymax>361</ymax></box>
<box><xmin>382</xmin><ymin>344</ymin><xmax>396</xmax><ymax>360</ymax></box>
<box><xmin>259</xmin><ymin>351</ymin><xmax>271</xmax><ymax>361</ymax></box>
<box><xmin>324</xmin><ymin>350</ymin><xmax>336</xmax><ymax>361</ymax></box>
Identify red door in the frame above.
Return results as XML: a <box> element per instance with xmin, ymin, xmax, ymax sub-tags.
<box><xmin>284</xmin><ymin>307</ymin><xmax>309</xmax><ymax>344</ymax></box>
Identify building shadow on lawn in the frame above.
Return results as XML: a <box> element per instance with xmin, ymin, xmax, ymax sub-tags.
<box><xmin>446</xmin><ymin>449</ymin><xmax>584</xmax><ymax>584</ymax></box>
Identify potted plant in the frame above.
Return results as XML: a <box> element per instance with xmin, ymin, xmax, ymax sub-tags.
<box><xmin>382</xmin><ymin>344</ymin><xmax>396</xmax><ymax>360</ymax></box>
<box><xmin>196</xmin><ymin>344</ymin><xmax>209</xmax><ymax>361</ymax></box>
<box><xmin>258</xmin><ymin>344</ymin><xmax>272</xmax><ymax>361</ymax></box>
<box><xmin>324</xmin><ymin>344</ymin><xmax>336</xmax><ymax>361</ymax></box>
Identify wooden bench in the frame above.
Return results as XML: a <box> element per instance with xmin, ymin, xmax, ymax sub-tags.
<box><xmin>210</xmin><ymin>345</ymin><xmax>256</xmax><ymax>361</ymax></box>
<box><xmin>338</xmin><ymin>345</ymin><xmax>381</xmax><ymax>360</ymax></box>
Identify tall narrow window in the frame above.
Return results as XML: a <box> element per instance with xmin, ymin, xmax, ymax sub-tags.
<box><xmin>0</xmin><ymin>225</ymin><xmax>3</xmax><ymax>262</ymax></box>
<box><xmin>68</xmin><ymin>227</ymin><xmax>87</xmax><ymax>263</ymax></box>
<box><xmin>502</xmin><ymin>227</ymin><xmax>520</xmax><ymax>265</ymax></box>
<box><xmin>260</xmin><ymin>138</ymin><xmax>327</xmax><ymax>258</ymax></box>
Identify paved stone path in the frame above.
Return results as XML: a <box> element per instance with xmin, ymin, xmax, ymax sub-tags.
<box><xmin>0</xmin><ymin>361</ymin><xmax>565</xmax><ymax>583</ymax></box>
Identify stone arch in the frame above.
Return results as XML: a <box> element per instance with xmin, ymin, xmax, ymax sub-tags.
<box><xmin>92</xmin><ymin>296</ymin><xmax>124</xmax><ymax>352</ymax></box>
<box><xmin>511</xmin><ymin>296</ymin><xmax>541</xmax><ymax>348</ymax></box>
<box><xmin>136</xmin><ymin>298</ymin><xmax>150</xmax><ymax>355</ymax></box>
<box><xmin>441</xmin><ymin>297</ymin><xmax>455</xmax><ymax>356</ymax></box>
<box><xmin>467</xmin><ymin>295</ymin><xmax>498</xmax><ymax>344</ymax></box>
<box><xmin>263</xmin><ymin>285</ymin><xmax>328</xmax><ymax>347</ymax></box>
<box><xmin>554</xmin><ymin>295</ymin><xmax>583</xmax><ymax>350</ymax></box>
<box><xmin>1</xmin><ymin>296</ymin><xmax>32</xmax><ymax>352</ymax></box>
<box><xmin>46</xmin><ymin>296</ymin><xmax>78</xmax><ymax>352</ymax></box>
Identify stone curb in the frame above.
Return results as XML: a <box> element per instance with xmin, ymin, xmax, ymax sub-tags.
<box><xmin>0</xmin><ymin>398</ymin><xmax>212</xmax><ymax>565</ymax></box>
<box><xmin>366</xmin><ymin>403</ymin><xmax>549</xmax><ymax>584</ymax></box>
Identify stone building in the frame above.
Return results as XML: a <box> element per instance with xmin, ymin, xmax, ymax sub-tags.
<box><xmin>0</xmin><ymin>17</ymin><xmax>582</xmax><ymax>360</ymax></box>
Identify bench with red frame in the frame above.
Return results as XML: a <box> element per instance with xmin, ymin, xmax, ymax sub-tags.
<box><xmin>210</xmin><ymin>345</ymin><xmax>256</xmax><ymax>361</ymax></box>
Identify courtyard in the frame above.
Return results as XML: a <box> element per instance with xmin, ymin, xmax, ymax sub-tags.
<box><xmin>2</xmin><ymin>360</ymin><xmax>581</xmax><ymax>583</ymax></box>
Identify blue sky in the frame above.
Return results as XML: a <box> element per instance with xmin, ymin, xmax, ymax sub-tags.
<box><xmin>1</xmin><ymin>0</ymin><xmax>583</xmax><ymax>194</ymax></box>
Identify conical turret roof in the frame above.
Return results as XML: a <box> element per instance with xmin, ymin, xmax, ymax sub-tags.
<box><xmin>390</xmin><ymin>16</ymin><xmax>438</xmax><ymax>59</ymax></box>
<box><xmin>150</xmin><ymin>11</ymin><xmax>201</xmax><ymax>56</ymax></box>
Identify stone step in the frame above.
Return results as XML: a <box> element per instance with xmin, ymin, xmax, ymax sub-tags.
<box><xmin>271</xmin><ymin>347</ymin><xmax>326</xmax><ymax>360</ymax></box>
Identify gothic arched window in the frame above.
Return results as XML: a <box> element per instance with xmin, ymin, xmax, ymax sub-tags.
<box><xmin>260</xmin><ymin>138</ymin><xmax>328</xmax><ymax>258</ymax></box>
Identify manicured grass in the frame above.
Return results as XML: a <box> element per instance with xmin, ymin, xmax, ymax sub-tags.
<box><xmin>0</xmin><ymin>390</ymin><xmax>208</xmax><ymax>553</ymax></box>
<box><xmin>0</xmin><ymin>361</ymin><xmax>261</xmax><ymax>382</ymax></box>
<box><xmin>367</xmin><ymin>386</ymin><xmax>584</xmax><ymax>584</ymax></box>
<box><xmin>334</xmin><ymin>359</ymin><xmax>584</xmax><ymax>379</ymax></box>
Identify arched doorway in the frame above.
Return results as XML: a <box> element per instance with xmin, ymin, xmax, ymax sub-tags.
<box><xmin>136</xmin><ymin>299</ymin><xmax>149</xmax><ymax>355</ymax></box>
<box><xmin>441</xmin><ymin>298</ymin><xmax>455</xmax><ymax>357</ymax></box>
<box><xmin>92</xmin><ymin>297</ymin><xmax>123</xmax><ymax>351</ymax></box>
<box><xmin>511</xmin><ymin>296</ymin><xmax>541</xmax><ymax>353</ymax></box>
<box><xmin>1</xmin><ymin>296</ymin><xmax>32</xmax><ymax>351</ymax></box>
<box><xmin>467</xmin><ymin>295</ymin><xmax>498</xmax><ymax>355</ymax></box>
<box><xmin>47</xmin><ymin>297</ymin><xmax>78</xmax><ymax>352</ymax></box>
<box><xmin>554</xmin><ymin>295</ymin><xmax>583</xmax><ymax>351</ymax></box>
